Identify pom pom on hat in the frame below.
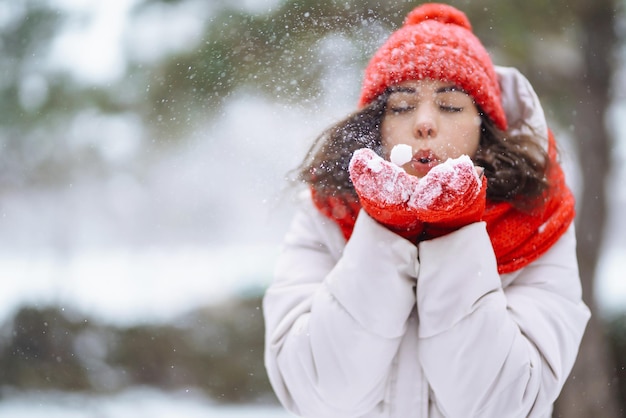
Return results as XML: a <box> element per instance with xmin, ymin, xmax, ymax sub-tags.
<box><xmin>403</xmin><ymin>3</ymin><xmax>472</xmax><ymax>29</ymax></box>
<box><xmin>359</xmin><ymin>3</ymin><xmax>507</xmax><ymax>131</ymax></box>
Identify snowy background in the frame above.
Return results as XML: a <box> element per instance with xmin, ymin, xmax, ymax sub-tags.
<box><xmin>1</xmin><ymin>0</ymin><xmax>362</xmax><ymax>326</ymax></box>
<box><xmin>1</xmin><ymin>0</ymin><xmax>626</xmax><ymax>415</ymax></box>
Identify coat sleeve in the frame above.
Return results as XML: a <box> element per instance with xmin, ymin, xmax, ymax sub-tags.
<box><xmin>416</xmin><ymin>221</ymin><xmax>590</xmax><ymax>417</ymax></box>
<box><xmin>263</xmin><ymin>201</ymin><xmax>418</xmax><ymax>418</ymax></box>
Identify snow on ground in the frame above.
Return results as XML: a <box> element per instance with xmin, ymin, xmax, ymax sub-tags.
<box><xmin>0</xmin><ymin>388</ymin><xmax>294</xmax><ymax>418</ymax></box>
<box><xmin>0</xmin><ymin>244</ymin><xmax>279</xmax><ymax>326</ymax></box>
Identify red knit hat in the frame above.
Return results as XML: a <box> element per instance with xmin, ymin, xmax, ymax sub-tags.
<box><xmin>358</xmin><ymin>3</ymin><xmax>508</xmax><ymax>131</ymax></box>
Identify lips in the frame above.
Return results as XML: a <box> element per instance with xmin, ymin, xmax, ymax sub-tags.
<box><xmin>408</xmin><ymin>149</ymin><xmax>440</xmax><ymax>177</ymax></box>
<box><xmin>412</xmin><ymin>149</ymin><xmax>438</xmax><ymax>164</ymax></box>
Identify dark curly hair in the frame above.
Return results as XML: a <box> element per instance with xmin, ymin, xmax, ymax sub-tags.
<box><xmin>296</xmin><ymin>90</ymin><xmax>550</xmax><ymax>212</ymax></box>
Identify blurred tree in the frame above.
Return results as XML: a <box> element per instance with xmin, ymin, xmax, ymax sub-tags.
<box><xmin>0</xmin><ymin>300</ymin><xmax>273</xmax><ymax>403</ymax></box>
<box><xmin>552</xmin><ymin>1</ymin><xmax>622</xmax><ymax>416</ymax></box>
<box><xmin>0</xmin><ymin>1</ymin><xmax>61</xmax><ymax>127</ymax></box>
<box><xmin>0</xmin><ymin>0</ymin><xmax>143</xmax><ymax>189</ymax></box>
<box><xmin>608</xmin><ymin>315</ymin><xmax>626</xmax><ymax>410</ymax></box>
<box><xmin>129</xmin><ymin>0</ymin><xmax>417</xmax><ymax>141</ymax></box>
<box><xmin>103</xmin><ymin>296</ymin><xmax>271</xmax><ymax>403</ymax></box>
<box><xmin>0</xmin><ymin>307</ymin><xmax>91</xmax><ymax>391</ymax></box>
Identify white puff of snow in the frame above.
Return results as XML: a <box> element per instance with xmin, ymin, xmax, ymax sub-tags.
<box><xmin>390</xmin><ymin>143</ymin><xmax>413</xmax><ymax>167</ymax></box>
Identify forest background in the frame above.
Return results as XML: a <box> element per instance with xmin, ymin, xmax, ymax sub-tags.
<box><xmin>1</xmin><ymin>0</ymin><xmax>625</xmax><ymax>416</ymax></box>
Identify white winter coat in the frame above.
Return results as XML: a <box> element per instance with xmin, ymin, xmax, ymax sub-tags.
<box><xmin>263</xmin><ymin>67</ymin><xmax>591</xmax><ymax>418</ymax></box>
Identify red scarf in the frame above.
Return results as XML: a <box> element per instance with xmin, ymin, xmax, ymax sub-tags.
<box><xmin>311</xmin><ymin>132</ymin><xmax>575</xmax><ymax>274</ymax></box>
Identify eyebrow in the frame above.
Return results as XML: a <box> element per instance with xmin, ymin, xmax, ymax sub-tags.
<box><xmin>387</xmin><ymin>85</ymin><xmax>467</xmax><ymax>95</ymax></box>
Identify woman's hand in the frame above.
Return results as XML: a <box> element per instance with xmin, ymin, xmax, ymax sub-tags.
<box><xmin>349</xmin><ymin>148</ymin><xmax>424</xmax><ymax>240</ymax></box>
<box><xmin>349</xmin><ymin>148</ymin><xmax>486</xmax><ymax>241</ymax></box>
<box><xmin>409</xmin><ymin>155</ymin><xmax>486</xmax><ymax>238</ymax></box>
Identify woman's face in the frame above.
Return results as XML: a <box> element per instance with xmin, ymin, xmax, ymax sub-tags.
<box><xmin>380</xmin><ymin>79</ymin><xmax>481</xmax><ymax>177</ymax></box>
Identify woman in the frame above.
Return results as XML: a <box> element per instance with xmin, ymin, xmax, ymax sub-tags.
<box><xmin>263</xmin><ymin>3</ymin><xmax>590</xmax><ymax>417</ymax></box>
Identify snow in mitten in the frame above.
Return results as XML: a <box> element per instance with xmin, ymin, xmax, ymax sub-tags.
<box><xmin>408</xmin><ymin>155</ymin><xmax>486</xmax><ymax>239</ymax></box>
<box><xmin>348</xmin><ymin>148</ymin><xmax>424</xmax><ymax>240</ymax></box>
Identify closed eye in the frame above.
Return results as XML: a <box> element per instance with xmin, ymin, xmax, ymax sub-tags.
<box><xmin>439</xmin><ymin>104</ymin><xmax>463</xmax><ymax>113</ymax></box>
<box><xmin>388</xmin><ymin>105</ymin><xmax>414</xmax><ymax>114</ymax></box>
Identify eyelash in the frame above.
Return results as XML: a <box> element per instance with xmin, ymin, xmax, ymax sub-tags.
<box><xmin>440</xmin><ymin>104</ymin><xmax>463</xmax><ymax>113</ymax></box>
<box><xmin>388</xmin><ymin>104</ymin><xmax>463</xmax><ymax>114</ymax></box>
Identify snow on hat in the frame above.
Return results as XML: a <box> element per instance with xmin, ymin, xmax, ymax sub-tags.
<box><xmin>358</xmin><ymin>3</ymin><xmax>507</xmax><ymax>131</ymax></box>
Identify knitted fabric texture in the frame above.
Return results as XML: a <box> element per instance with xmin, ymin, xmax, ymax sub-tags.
<box><xmin>347</xmin><ymin>148</ymin><xmax>425</xmax><ymax>231</ymax></box>
<box><xmin>311</xmin><ymin>132</ymin><xmax>574</xmax><ymax>275</ymax></box>
<box><xmin>348</xmin><ymin>149</ymin><xmax>486</xmax><ymax>239</ymax></box>
<box><xmin>358</xmin><ymin>3</ymin><xmax>507</xmax><ymax>131</ymax></box>
<box><xmin>482</xmin><ymin>131</ymin><xmax>575</xmax><ymax>273</ymax></box>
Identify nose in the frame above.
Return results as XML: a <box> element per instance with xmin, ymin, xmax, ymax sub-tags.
<box><xmin>415</xmin><ymin>122</ymin><xmax>436</xmax><ymax>138</ymax></box>
<box><xmin>413</xmin><ymin>107</ymin><xmax>438</xmax><ymax>139</ymax></box>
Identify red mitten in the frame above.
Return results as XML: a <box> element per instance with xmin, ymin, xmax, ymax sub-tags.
<box><xmin>349</xmin><ymin>148</ymin><xmax>424</xmax><ymax>240</ymax></box>
<box><xmin>408</xmin><ymin>155</ymin><xmax>486</xmax><ymax>238</ymax></box>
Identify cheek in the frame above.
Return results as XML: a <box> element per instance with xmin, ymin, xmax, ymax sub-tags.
<box><xmin>444</xmin><ymin>120</ymin><xmax>481</xmax><ymax>157</ymax></box>
<box><xmin>380</xmin><ymin>121</ymin><xmax>401</xmax><ymax>153</ymax></box>
<box><xmin>453</xmin><ymin>135</ymin><xmax>479</xmax><ymax>160</ymax></box>
<box><xmin>471</xmin><ymin>122</ymin><xmax>482</xmax><ymax>152</ymax></box>
<box><xmin>457</xmin><ymin>115</ymin><xmax>481</xmax><ymax>155</ymax></box>
<box><xmin>463</xmin><ymin>125</ymin><xmax>481</xmax><ymax>154</ymax></box>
